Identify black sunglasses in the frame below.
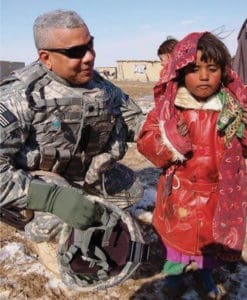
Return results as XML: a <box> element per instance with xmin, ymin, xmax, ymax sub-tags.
<box><xmin>43</xmin><ymin>36</ymin><xmax>94</xmax><ymax>59</ymax></box>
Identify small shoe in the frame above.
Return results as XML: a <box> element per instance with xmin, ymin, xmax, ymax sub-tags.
<box><xmin>162</xmin><ymin>274</ymin><xmax>187</xmax><ymax>299</ymax></box>
<box><xmin>184</xmin><ymin>261</ymin><xmax>198</xmax><ymax>272</ymax></box>
<box><xmin>193</xmin><ymin>269</ymin><xmax>227</xmax><ymax>299</ymax></box>
<box><xmin>207</xmin><ymin>283</ymin><xmax>227</xmax><ymax>299</ymax></box>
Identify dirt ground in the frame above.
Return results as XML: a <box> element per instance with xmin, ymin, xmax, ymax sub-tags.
<box><xmin>112</xmin><ymin>80</ymin><xmax>155</xmax><ymax>99</ymax></box>
<box><xmin>1</xmin><ymin>80</ymin><xmax>247</xmax><ymax>300</ymax></box>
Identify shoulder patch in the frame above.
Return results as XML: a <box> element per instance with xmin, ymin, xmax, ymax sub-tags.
<box><xmin>0</xmin><ymin>103</ymin><xmax>17</xmax><ymax>128</ymax></box>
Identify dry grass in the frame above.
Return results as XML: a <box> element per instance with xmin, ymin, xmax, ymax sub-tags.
<box><xmin>112</xmin><ymin>80</ymin><xmax>155</xmax><ymax>99</ymax></box>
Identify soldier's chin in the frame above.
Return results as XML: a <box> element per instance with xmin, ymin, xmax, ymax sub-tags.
<box><xmin>72</xmin><ymin>74</ymin><xmax>93</xmax><ymax>86</ymax></box>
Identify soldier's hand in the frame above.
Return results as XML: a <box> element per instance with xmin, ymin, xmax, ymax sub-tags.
<box><xmin>26</xmin><ymin>180</ymin><xmax>107</xmax><ymax>229</ymax></box>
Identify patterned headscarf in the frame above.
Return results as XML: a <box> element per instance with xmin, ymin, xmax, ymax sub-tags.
<box><xmin>154</xmin><ymin>32</ymin><xmax>247</xmax><ymax>251</ymax></box>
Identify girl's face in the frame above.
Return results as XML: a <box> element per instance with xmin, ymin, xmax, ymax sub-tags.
<box><xmin>184</xmin><ymin>50</ymin><xmax>222</xmax><ymax>102</ymax></box>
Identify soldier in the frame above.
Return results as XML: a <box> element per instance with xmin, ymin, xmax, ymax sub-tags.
<box><xmin>0</xmin><ymin>9</ymin><xmax>146</xmax><ymax>275</ymax></box>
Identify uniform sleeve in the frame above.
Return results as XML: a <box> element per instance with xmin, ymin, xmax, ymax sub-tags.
<box><xmin>115</xmin><ymin>88</ymin><xmax>145</xmax><ymax>142</ymax></box>
<box><xmin>121</xmin><ymin>96</ymin><xmax>146</xmax><ymax>142</ymax></box>
<box><xmin>0</xmin><ymin>92</ymin><xmax>33</xmax><ymax>209</ymax></box>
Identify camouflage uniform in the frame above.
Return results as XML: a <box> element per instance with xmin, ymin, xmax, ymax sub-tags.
<box><xmin>0</xmin><ymin>61</ymin><xmax>144</xmax><ymax>241</ymax></box>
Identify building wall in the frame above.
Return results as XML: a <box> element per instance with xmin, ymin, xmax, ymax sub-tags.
<box><xmin>0</xmin><ymin>60</ymin><xmax>25</xmax><ymax>80</ymax></box>
<box><xmin>96</xmin><ymin>67</ymin><xmax>117</xmax><ymax>80</ymax></box>
<box><xmin>0</xmin><ymin>60</ymin><xmax>161</xmax><ymax>82</ymax></box>
<box><xmin>117</xmin><ymin>60</ymin><xmax>162</xmax><ymax>82</ymax></box>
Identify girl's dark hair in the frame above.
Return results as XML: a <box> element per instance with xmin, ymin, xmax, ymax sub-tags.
<box><xmin>197</xmin><ymin>32</ymin><xmax>232</xmax><ymax>85</ymax></box>
<box><xmin>178</xmin><ymin>32</ymin><xmax>232</xmax><ymax>86</ymax></box>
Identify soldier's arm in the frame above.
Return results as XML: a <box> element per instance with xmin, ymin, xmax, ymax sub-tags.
<box><xmin>120</xmin><ymin>94</ymin><xmax>146</xmax><ymax>142</ymax></box>
<box><xmin>111</xmin><ymin>85</ymin><xmax>145</xmax><ymax>142</ymax></box>
<box><xmin>0</xmin><ymin>94</ymin><xmax>33</xmax><ymax>209</ymax></box>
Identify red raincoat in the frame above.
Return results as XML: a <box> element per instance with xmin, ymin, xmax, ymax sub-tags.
<box><xmin>137</xmin><ymin>32</ymin><xmax>247</xmax><ymax>256</ymax></box>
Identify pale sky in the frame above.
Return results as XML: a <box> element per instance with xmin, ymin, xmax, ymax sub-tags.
<box><xmin>0</xmin><ymin>0</ymin><xmax>246</xmax><ymax>67</ymax></box>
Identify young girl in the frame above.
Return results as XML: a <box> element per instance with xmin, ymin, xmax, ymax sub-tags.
<box><xmin>137</xmin><ymin>32</ymin><xmax>247</xmax><ymax>299</ymax></box>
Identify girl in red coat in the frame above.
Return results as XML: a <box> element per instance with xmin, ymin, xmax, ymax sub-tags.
<box><xmin>137</xmin><ymin>32</ymin><xmax>247</xmax><ymax>299</ymax></box>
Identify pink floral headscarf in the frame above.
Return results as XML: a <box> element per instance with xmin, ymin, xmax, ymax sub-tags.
<box><xmin>154</xmin><ymin>32</ymin><xmax>247</xmax><ymax>251</ymax></box>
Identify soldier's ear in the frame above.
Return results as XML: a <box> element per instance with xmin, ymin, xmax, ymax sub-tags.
<box><xmin>38</xmin><ymin>50</ymin><xmax>52</xmax><ymax>69</ymax></box>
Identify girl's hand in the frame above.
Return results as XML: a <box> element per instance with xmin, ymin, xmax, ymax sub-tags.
<box><xmin>242</xmin><ymin>104</ymin><xmax>247</xmax><ymax>126</ymax></box>
<box><xmin>177</xmin><ymin>119</ymin><xmax>189</xmax><ymax>136</ymax></box>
